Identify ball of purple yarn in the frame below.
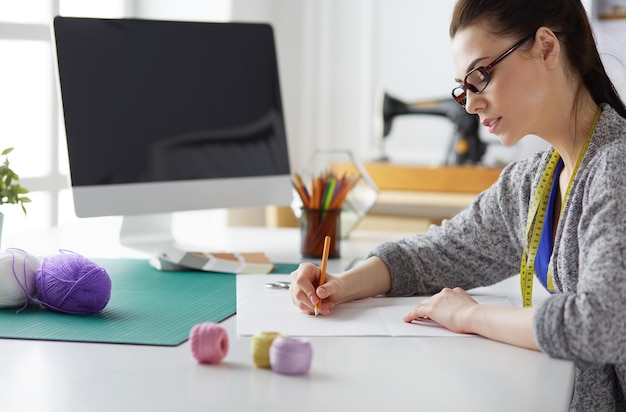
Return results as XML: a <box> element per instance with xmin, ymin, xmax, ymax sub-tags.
<box><xmin>35</xmin><ymin>252</ymin><xmax>112</xmax><ymax>315</ymax></box>
<box><xmin>269</xmin><ymin>337</ymin><xmax>313</xmax><ymax>375</ymax></box>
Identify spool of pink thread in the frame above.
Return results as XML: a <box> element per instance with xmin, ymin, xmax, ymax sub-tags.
<box><xmin>189</xmin><ymin>322</ymin><xmax>229</xmax><ymax>364</ymax></box>
<box><xmin>269</xmin><ymin>336</ymin><xmax>313</xmax><ymax>375</ymax></box>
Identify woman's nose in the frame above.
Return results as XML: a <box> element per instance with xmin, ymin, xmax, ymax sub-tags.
<box><xmin>464</xmin><ymin>91</ymin><xmax>484</xmax><ymax>115</ymax></box>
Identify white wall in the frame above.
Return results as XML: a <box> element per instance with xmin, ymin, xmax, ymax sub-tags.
<box><xmin>593</xmin><ymin>20</ymin><xmax>626</xmax><ymax>100</ymax></box>
<box><xmin>134</xmin><ymin>0</ymin><xmax>232</xmax><ymax>21</ymax></box>
<box><xmin>231</xmin><ymin>0</ymin><xmax>380</xmax><ymax>168</ymax></box>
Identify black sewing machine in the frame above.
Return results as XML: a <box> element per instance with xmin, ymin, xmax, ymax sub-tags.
<box><xmin>381</xmin><ymin>92</ymin><xmax>486</xmax><ymax>165</ymax></box>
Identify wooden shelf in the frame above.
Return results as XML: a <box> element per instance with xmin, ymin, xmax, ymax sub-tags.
<box><xmin>362</xmin><ymin>162</ymin><xmax>502</xmax><ymax>194</ymax></box>
<box><xmin>598</xmin><ymin>12</ymin><xmax>626</xmax><ymax>19</ymax></box>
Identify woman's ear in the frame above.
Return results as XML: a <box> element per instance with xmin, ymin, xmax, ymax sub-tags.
<box><xmin>534</xmin><ymin>27</ymin><xmax>561</xmax><ymax>70</ymax></box>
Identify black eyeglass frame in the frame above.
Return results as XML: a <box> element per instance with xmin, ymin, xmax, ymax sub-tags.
<box><xmin>451</xmin><ymin>33</ymin><xmax>534</xmax><ymax>107</ymax></box>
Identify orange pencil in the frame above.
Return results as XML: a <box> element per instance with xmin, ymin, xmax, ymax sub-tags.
<box><xmin>314</xmin><ymin>235</ymin><xmax>331</xmax><ymax>317</ymax></box>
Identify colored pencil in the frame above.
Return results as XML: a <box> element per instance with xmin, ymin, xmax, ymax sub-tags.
<box><xmin>291</xmin><ymin>171</ymin><xmax>355</xmax><ymax>210</ymax></box>
<box><xmin>314</xmin><ymin>235</ymin><xmax>331</xmax><ymax>317</ymax></box>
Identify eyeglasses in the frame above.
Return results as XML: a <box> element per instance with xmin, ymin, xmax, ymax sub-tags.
<box><xmin>451</xmin><ymin>34</ymin><xmax>533</xmax><ymax>107</ymax></box>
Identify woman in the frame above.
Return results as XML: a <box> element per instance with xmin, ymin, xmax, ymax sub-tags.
<box><xmin>289</xmin><ymin>0</ymin><xmax>626</xmax><ymax>409</ymax></box>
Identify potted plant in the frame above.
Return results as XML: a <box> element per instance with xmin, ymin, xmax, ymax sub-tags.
<box><xmin>0</xmin><ymin>147</ymin><xmax>31</xmax><ymax>248</ymax></box>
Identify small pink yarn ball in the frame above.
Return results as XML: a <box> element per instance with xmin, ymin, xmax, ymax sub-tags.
<box><xmin>189</xmin><ymin>322</ymin><xmax>229</xmax><ymax>364</ymax></box>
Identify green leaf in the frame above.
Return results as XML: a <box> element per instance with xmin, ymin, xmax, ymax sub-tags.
<box><xmin>0</xmin><ymin>147</ymin><xmax>30</xmax><ymax>214</ymax></box>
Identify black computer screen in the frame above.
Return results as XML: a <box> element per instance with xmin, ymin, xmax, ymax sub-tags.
<box><xmin>54</xmin><ymin>17</ymin><xmax>290</xmax><ymax>187</ymax></box>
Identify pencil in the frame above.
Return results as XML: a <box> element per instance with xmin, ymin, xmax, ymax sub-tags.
<box><xmin>315</xmin><ymin>235</ymin><xmax>332</xmax><ymax>317</ymax></box>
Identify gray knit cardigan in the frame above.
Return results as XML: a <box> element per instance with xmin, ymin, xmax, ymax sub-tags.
<box><xmin>368</xmin><ymin>105</ymin><xmax>626</xmax><ymax>411</ymax></box>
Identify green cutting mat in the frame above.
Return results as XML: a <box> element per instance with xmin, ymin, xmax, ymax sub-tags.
<box><xmin>0</xmin><ymin>258</ymin><xmax>297</xmax><ymax>346</ymax></box>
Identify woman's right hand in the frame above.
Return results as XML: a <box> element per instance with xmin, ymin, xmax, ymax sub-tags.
<box><xmin>288</xmin><ymin>262</ymin><xmax>344</xmax><ymax>316</ymax></box>
<box><xmin>288</xmin><ymin>256</ymin><xmax>391</xmax><ymax>316</ymax></box>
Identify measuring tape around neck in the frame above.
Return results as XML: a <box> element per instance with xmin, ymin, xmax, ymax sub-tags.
<box><xmin>519</xmin><ymin>109</ymin><xmax>601</xmax><ymax>307</ymax></box>
<box><xmin>520</xmin><ymin>151</ymin><xmax>560</xmax><ymax>307</ymax></box>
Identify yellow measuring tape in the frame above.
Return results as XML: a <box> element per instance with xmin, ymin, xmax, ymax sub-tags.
<box><xmin>519</xmin><ymin>109</ymin><xmax>601</xmax><ymax>307</ymax></box>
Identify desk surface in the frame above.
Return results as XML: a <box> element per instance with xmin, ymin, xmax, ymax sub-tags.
<box><xmin>1</xmin><ymin>217</ymin><xmax>574</xmax><ymax>412</ymax></box>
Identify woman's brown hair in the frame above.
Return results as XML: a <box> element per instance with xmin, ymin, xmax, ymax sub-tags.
<box><xmin>450</xmin><ymin>0</ymin><xmax>626</xmax><ymax>118</ymax></box>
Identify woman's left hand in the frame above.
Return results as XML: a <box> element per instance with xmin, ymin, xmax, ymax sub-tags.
<box><xmin>404</xmin><ymin>287</ymin><xmax>478</xmax><ymax>334</ymax></box>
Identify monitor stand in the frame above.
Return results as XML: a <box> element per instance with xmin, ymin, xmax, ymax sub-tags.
<box><xmin>119</xmin><ymin>213</ymin><xmax>176</xmax><ymax>257</ymax></box>
<box><xmin>119</xmin><ymin>210</ymin><xmax>231</xmax><ymax>270</ymax></box>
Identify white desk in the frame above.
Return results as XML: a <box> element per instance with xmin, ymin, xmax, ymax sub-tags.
<box><xmin>1</xmin><ymin>217</ymin><xmax>574</xmax><ymax>412</ymax></box>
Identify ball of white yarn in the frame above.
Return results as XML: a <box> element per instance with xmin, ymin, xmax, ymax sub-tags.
<box><xmin>0</xmin><ymin>249</ymin><xmax>41</xmax><ymax>308</ymax></box>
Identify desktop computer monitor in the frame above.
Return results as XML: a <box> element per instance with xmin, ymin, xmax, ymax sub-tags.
<box><xmin>52</xmin><ymin>17</ymin><xmax>292</xmax><ymax>252</ymax></box>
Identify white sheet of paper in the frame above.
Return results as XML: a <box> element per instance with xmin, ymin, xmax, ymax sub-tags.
<box><xmin>236</xmin><ymin>274</ymin><xmax>513</xmax><ymax>337</ymax></box>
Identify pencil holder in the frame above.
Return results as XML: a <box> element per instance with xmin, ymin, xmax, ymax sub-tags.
<box><xmin>291</xmin><ymin>150</ymin><xmax>378</xmax><ymax>239</ymax></box>
<box><xmin>299</xmin><ymin>208</ymin><xmax>340</xmax><ymax>258</ymax></box>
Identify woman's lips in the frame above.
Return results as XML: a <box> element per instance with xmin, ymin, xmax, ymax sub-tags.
<box><xmin>482</xmin><ymin>117</ymin><xmax>502</xmax><ymax>134</ymax></box>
